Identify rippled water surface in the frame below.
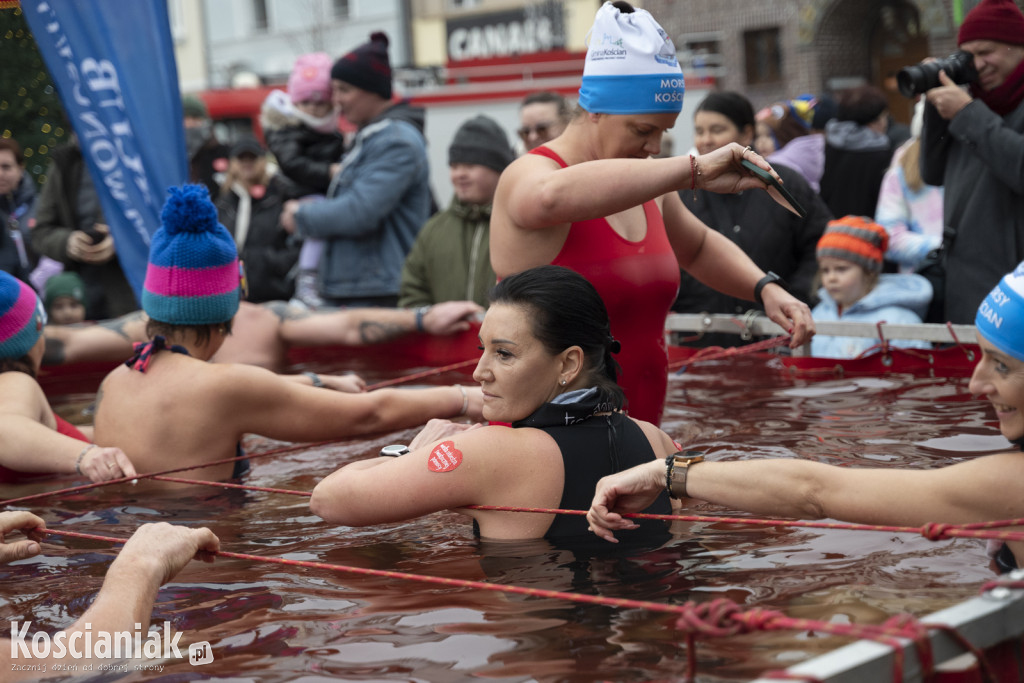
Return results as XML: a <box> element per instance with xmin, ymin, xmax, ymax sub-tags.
<box><xmin>2</xmin><ymin>354</ymin><xmax>1007</xmax><ymax>682</ymax></box>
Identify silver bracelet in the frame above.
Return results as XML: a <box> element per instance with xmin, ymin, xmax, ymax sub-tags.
<box><xmin>75</xmin><ymin>443</ymin><xmax>97</xmax><ymax>476</ymax></box>
<box><xmin>303</xmin><ymin>371</ymin><xmax>324</xmax><ymax>388</ymax></box>
<box><xmin>456</xmin><ymin>385</ymin><xmax>468</xmax><ymax>416</ymax></box>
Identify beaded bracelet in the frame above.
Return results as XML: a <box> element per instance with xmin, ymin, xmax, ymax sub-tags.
<box><xmin>689</xmin><ymin>155</ymin><xmax>701</xmax><ymax>201</ymax></box>
<box><xmin>303</xmin><ymin>371</ymin><xmax>324</xmax><ymax>388</ymax></box>
<box><xmin>75</xmin><ymin>443</ymin><xmax>98</xmax><ymax>476</ymax></box>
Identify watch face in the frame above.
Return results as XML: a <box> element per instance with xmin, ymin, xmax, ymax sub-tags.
<box><xmin>380</xmin><ymin>445</ymin><xmax>411</xmax><ymax>457</ymax></box>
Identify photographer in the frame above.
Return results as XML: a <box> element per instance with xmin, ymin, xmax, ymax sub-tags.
<box><xmin>920</xmin><ymin>0</ymin><xmax>1024</xmax><ymax>324</ymax></box>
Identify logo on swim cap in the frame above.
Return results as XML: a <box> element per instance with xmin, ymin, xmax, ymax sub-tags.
<box><xmin>976</xmin><ymin>261</ymin><xmax>1024</xmax><ymax>361</ymax></box>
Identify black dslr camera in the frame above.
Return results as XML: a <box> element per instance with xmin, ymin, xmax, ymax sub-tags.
<box><xmin>897</xmin><ymin>50</ymin><xmax>978</xmax><ymax>97</ymax></box>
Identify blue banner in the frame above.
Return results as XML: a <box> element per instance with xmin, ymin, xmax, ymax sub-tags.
<box><xmin>22</xmin><ymin>0</ymin><xmax>188</xmax><ymax>301</ymax></box>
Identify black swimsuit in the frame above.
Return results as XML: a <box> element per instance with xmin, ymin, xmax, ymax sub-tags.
<box><xmin>511</xmin><ymin>388</ymin><xmax>673</xmax><ymax>541</ymax></box>
<box><xmin>125</xmin><ymin>336</ymin><xmax>250</xmax><ymax>479</ymax></box>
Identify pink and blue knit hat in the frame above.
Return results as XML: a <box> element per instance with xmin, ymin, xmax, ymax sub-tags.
<box><xmin>0</xmin><ymin>271</ymin><xmax>45</xmax><ymax>359</ymax></box>
<box><xmin>142</xmin><ymin>184</ymin><xmax>240</xmax><ymax>325</ymax></box>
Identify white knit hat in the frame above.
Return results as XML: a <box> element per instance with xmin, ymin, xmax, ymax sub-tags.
<box><xmin>578</xmin><ymin>2</ymin><xmax>685</xmax><ymax>115</ymax></box>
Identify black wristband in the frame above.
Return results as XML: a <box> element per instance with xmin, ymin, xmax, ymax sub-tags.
<box><xmin>753</xmin><ymin>271</ymin><xmax>788</xmax><ymax>307</ymax></box>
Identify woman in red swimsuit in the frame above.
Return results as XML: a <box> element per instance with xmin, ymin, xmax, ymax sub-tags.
<box><xmin>491</xmin><ymin>1</ymin><xmax>815</xmax><ymax>424</ymax></box>
<box><xmin>0</xmin><ymin>270</ymin><xmax>135</xmax><ymax>483</ymax></box>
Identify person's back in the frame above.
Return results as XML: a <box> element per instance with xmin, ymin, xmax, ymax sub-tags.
<box><xmin>810</xmin><ymin>216</ymin><xmax>932</xmax><ymax>358</ymax></box>
<box><xmin>819</xmin><ymin>85</ymin><xmax>894</xmax><ymax>218</ymax></box>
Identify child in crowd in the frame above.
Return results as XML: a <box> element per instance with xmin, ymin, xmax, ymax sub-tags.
<box><xmin>811</xmin><ymin>216</ymin><xmax>933</xmax><ymax>358</ymax></box>
<box><xmin>260</xmin><ymin>52</ymin><xmax>345</xmax><ymax>309</ymax></box>
<box><xmin>43</xmin><ymin>271</ymin><xmax>86</xmax><ymax>325</ymax></box>
<box><xmin>756</xmin><ymin>96</ymin><xmax>825</xmax><ymax>192</ymax></box>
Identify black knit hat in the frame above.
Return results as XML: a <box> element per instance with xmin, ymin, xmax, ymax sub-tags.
<box><xmin>331</xmin><ymin>32</ymin><xmax>392</xmax><ymax>100</ymax></box>
<box><xmin>448</xmin><ymin>115</ymin><xmax>514</xmax><ymax>174</ymax></box>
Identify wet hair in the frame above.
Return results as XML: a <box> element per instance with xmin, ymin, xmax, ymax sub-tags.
<box><xmin>0</xmin><ymin>138</ymin><xmax>24</xmax><ymax>165</ymax></box>
<box><xmin>489</xmin><ymin>265</ymin><xmax>624</xmax><ymax>408</ymax></box>
<box><xmin>145</xmin><ymin>319</ymin><xmax>233</xmax><ymax>347</ymax></box>
<box><xmin>836</xmin><ymin>85</ymin><xmax>888</xmax><ymax>125</ymax></box>
<box><xmin>0</xmin><ymin>355</ymin><xmax>36</xmax><ymax>379</ymax></box>
<box><xmin>521</xmin><ymin>91</ymin><xmax>571</xmax><ymax>123</ymax></box>
<box><xmin>695</xmin><ymin>91</ymin><xmax>756</xmax><ymax>134</ymax></box>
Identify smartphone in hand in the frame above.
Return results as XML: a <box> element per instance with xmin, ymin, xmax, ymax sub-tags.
<box><xmin>740</xmin><ymin>158</ymin><xmax>807</xmax><ymax>218</ymax></box>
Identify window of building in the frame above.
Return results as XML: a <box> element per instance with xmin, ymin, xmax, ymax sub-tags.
<box><xmin>332</xmin><ymin>0</ymin><xmax>350</xmax><ymax>19</ymax></box>
<box><xmin>449</xmin><ymin>0</ymin><xmax>480</xmax><ymax>9</ymax></box>
<box><xmin>743</xmin><ymin>27</ymin><xmax>782</xmax><ymax>85</ymax></box>
<box><xmin>253</xmin><ymin>0</ymin><xmax>268</xmax><ymax>31</ymax></box>
<box><xmin>678</xmin><ymin>32</ymin><xmax>725</xmax><ymax>77</ymax></box>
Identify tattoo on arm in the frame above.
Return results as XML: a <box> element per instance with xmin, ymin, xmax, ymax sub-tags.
<box><xmin>98</xmin><ymin>311</ymin><xmax>144</xmax><ymax>341</ymax></box>
<box><xmin>43</xmin><ymin>338</ymin><xmax>66</xmax><ymax>366</ymax></box>
<box><xmin>358</xmin><ymin>321</ymin><xmax>408</xmax><ymax>344</ymax></box>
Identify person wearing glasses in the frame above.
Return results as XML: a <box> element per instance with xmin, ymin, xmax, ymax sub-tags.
<box><xmin>517</xmin><ymin>91</ymin><xmax>571</xmax><ymax>152</ymax></box>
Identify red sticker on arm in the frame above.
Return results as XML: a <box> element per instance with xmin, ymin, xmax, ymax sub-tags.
<box><xmin>428</xmin><ymin>440</ymin><xmax>463</xmax><ymax>473</ymax></box>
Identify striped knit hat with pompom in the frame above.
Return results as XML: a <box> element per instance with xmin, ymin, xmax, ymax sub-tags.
<box><xmin>0</xmin><ymin>271</ymin><xmax>45</xmax><ymax>359</ymax></box>
<box><xmin>142</xmin><ymin>184</ymin><xmax>240</xmax><ymax>325</ymax></box>
<box><xmin>816</xmin><ymin>216</ymin><xmax>889</xmax><ymax>273</ymax></box>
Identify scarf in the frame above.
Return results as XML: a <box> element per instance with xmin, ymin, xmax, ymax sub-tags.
<box><xmin>970</xmin><ymin>56</ymin><xmax>1024</xmax><ymax>116</ymax></box>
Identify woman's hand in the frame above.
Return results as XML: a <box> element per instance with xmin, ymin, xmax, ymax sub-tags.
<box><xmin>320</xmin><ymin>373</ymin><xmax>367</xmax><ymax>393</ymax></box>
<box><xmin>587</xmin><ymin>459</ymin><xmax>665</xmax><ymax>543</ymax></box>
<box><xmin>693</xmin><ymin>143</ymin><xmax>783</xmax><ymax>195</ymax></box>
<box><xmin>761</xmin><ymin>285</ymin><xmax>816</xmax><ymax>348</ymax></box>
<box><xmin>115</xmin><ymin>522</ymin><xmax>220</xmax><ymax>584</ymax></box>
<box><xmin>80</xmin><ymin>446</ymin><xmax>137</xmax><ymax>483</ymax></box>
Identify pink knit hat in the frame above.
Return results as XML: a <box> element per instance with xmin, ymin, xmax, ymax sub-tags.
<box><xmin>288</xmin><ymin>52</ymin><xmax>333</xmax><ymax>104</ymax></box>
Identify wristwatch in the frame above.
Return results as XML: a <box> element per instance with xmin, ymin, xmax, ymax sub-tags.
<box><xmin>753</xmin><ymin>271</ymin><xmax>789</xmax><ymax>307</ymax></box>
<box><xmin>379</xmin><ymin>444</ymin><xmax>411</xmax><ymax>458</ymax></box>
<box><xmin>666</xmin><ymin>450</ymin><xmax>705</xmax><ymax>500</ymax></box>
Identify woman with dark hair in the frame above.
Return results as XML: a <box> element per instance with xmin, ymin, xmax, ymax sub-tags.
<box><xmin>0</xmin><ymin>270</ymin><xmax>135</xmax><ymax>483</ymax></box>
<box><xmin>673</xmin><ymin>91</ymin><xmax>832</xmax><ymax>344</ymax></box>
<box><xmin>311</xmin><ymin>265</ymin><xmax>677</xmax><ymax>540</ymax></box>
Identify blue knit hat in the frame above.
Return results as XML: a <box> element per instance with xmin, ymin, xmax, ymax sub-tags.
<box><xmin>0</xmin><ymin>271</ymin><xmax>45</xmax><ymax>359</ymax></box>
<box><xmin>976</xmin><ymin>261</ymin><xmax>1024</xmax><ymax>362</ymax></box>
<box><xmin>142</xmin><ymin>185</ymin><xmax>240</xmax><ymax>325</ymax></box>
<box><xmin>578</xmin><ymin>2</ymin><xmax>685</xmax><ymax>115</ymax></box>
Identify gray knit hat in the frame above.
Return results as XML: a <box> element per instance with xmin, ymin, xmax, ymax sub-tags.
<box><xmin>448</xmin><ymin>115</ymin><xmax>514</xmax><ymax>174</ymax></box>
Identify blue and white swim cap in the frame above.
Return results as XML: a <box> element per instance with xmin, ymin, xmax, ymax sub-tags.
<box><xmin>976</xmin><ymin>261</ymin><xmax>1024</xmax><ymax>361</ymax></box>
<box><xmin>578</xmin><ymin>2</ymin><xmax>685</xmax><ymax>115</ymax></box>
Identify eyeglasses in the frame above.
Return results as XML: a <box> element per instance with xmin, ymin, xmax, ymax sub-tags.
<box><xmin>518</xmin><ymin>122</ymin><xmax>557</xmax><ymax>140</ymax></box>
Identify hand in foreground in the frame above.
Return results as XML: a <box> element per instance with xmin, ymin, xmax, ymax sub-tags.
<box><xmin>587</xmin><ymin>460</ymin><xmax>665</xmax><ymax>543</ymax></box>
<box><xmin>80</xmin><ymin>446</ymin><xmax>138</xmax><ymax>482</ymax></box>
<box><xmin>760</xmin><ymin>286</ymin><xmax>815</xmax><ymax>348</ymax></box>
<box><xmin>0</xmin><ymin>511</ymin><xmax>46</xmax><ymax>564</ymax></box>
<box><xmin>422</xmin><ymin>301</ymin><xmax>485</xmax><ymax>335</ymax></box>
<box><xmin>408</xmin><ymin>418</ymin><xmax>483</xmax><ymax>450</ymax></box>
<box><xmin>115</xmin><ymin>522</ymin><xmax>220</xmax><ymax>584</ymax></box>
<box><xmin>926</xmin><ymin>70</ymin><xmax>973</xmax><ymax>120</ymax></box>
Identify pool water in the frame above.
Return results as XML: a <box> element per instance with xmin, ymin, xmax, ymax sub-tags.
<box><xmin>1</xmin><ymin>354</ymin><xmax>1008</xmax><ymax>682</ymax></box>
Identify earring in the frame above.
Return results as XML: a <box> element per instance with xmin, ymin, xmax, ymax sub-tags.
<box><xmin>560</xmin><ymin>379</ymin><xmax>567</xmax><ymax>386</ymax></box>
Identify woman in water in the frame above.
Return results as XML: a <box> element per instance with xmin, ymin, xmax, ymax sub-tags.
<box><xmin>588</xmin><ymin>260</ymin><xmax>1024</xmax><ymax>571</ymax></box>
<box><xmin>0</xmin><ymin>270</ymin><xmax>135</xmax><ymax>483</ymax></box>
<box><xmin>311</xmin><ymin>265</ymin><xmax>678</xmax><ymax>540</ymax></box>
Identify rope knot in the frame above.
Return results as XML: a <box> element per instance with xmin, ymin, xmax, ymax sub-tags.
<box><xmin>675</xmin><ymin>598</ymin><xmax>762</xmax><ymax>637</ymax></box>
<box><xmin>921</xmin><ymin>522</ymin><xmax>952</xmax><ymax>541</ymax></box>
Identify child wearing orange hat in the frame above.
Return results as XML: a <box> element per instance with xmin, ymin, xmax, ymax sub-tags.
<box><xmin>811</xmin><ymin>216</ymin><xmax>933</xmax><ymax>358</ymax></box>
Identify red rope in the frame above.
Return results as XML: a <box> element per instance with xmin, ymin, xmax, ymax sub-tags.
<box><xmin>670</xmin><ymin>335</ymin><xmax>791</xmax><ymax>372</ymax></box>
<box><xmin>365</xmin><ymin>358</ymin><xmax>477</xmax><ymax>390</ymax></box>
<box><xmin>41</xmin><ymin>526</ymin><xmax>992</xmax><ymax>683</ymax></box>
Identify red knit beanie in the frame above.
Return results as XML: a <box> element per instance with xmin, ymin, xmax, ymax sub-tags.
<box><xmin>331</xmin><ymin>32</ymin><xmax>392</xmax><ymax>100</ymax></box>
<box><xmin>958</xmin><ymin>0</ymin><xmax>1024</xmax><ymax>46</ymax></box>
<box><xmin>817</xmin><ymin>216</ymin><xmax>890</xmax><ymax>273</ymax></box>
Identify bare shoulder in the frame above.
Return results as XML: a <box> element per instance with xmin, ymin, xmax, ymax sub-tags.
<box><xmin>0</xmin><ymin>371</ymin><xmax>47</xmax><ymax>414</ymax></box>
<box><xmin>629</xmin><ymin>417</ymin><xmax>677</xmax><ymax>458</ymax></box>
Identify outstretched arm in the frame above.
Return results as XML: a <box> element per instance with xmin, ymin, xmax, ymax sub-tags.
<box><xmin>0</xmin><ymin>523</ymin><xmax>219</xmax><ymax>679</ymax></box>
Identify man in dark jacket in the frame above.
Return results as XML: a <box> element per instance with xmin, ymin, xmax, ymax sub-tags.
<box><xmin>0</xmin><ymin>138</ymin><xmax>36</xmax><ymax>283</ymax></box>
<box><xmin>921</xmin><ymin>0</ymin><xmax>1024</xmax><ymax>323</ymax></box>
<box><xmin>30</xmin><ymin>140</ymin><xmax>136</xmax><ymax>319</ymax></box>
